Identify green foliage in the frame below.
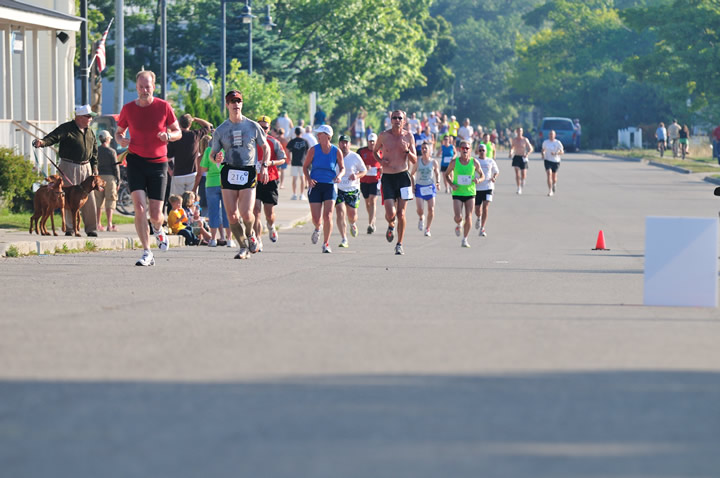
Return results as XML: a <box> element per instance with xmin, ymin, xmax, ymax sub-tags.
<box><xmin>5</xmin><ymin>245</ymin><xmax>19</xmax><ymax>258</ymax></box>
<box><xmin>0</xmin><ymin>147</ymin><xmax>44</xmax><ymax>213</ymax></box>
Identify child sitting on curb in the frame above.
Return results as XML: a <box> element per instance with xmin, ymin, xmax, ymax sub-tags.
<box><xmin>182</xmin><ymin>190</ymin><xmax>212</xmax><ymax>245</ymax></box>
<box><xmin>167</xmin><ymin>194</ymin><xmax>199</xmax><ymax>245</ymax></box>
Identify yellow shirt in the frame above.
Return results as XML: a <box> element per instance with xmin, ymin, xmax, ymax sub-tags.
<box><xmin>448</xmin><ymin>121</ymin><xmax>460</xmax><ymax>137</ymax></box>
<box><xmin>167</xmin><ymin>208</ymin><xmax>188</xmax><ymax>234</ymax></box>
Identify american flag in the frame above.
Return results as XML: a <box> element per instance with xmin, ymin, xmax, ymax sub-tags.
<box><xmin>94</xmin><ymin>18</ymin><xmax>113</xmax><ymax>73</ymax></box>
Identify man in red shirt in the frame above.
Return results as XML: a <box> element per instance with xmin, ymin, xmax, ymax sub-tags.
<box><xmin>253</xmin><ymin>115</ymin><xmax>286</xmax><ymax>251</ymax></box>
<box><xmin>357</xmin><ymin>133</ymin><xmax>382</xmax><ymax>234</ymax></box>
<box><xmin>115</xmin><ymin>70</ymin><xmax>181</xmax><ymax>266</ymax></box>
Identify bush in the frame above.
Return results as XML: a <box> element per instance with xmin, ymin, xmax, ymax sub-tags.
<box><xmin>0</xmin><ymin>147</ymin><xmax>43</xmax><ymax>212</ymax></box>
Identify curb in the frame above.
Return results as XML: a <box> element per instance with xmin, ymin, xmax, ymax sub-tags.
<box><xmin>1</xmin><ymin>234</ymin><xmax>186</xmax><ymax>257</ymax></box>
<box><xmin>598</xmin><ymin>153</ymin><xmax>644</xmax><ymax>163</ymax></box>
<box><xmin>647</xmin><ymin>161</ymin><xmax>691</xmax><ymax>174</ymax></box>
<box><xmin>704</xmin><ymin>176</ymin><xmax>720</xmax><ymax>186</ymax></box>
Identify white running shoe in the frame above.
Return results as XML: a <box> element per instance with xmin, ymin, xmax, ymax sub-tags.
<box><xmin>208</xmin><ymin>239</ymin><xmax>217</xmax><ymax>247</ymax></box>
<box><xmin>322</xmin><ymin>242</ymin><xmax>332</xmax><ymax>253</ymax></box>
<box><xmin>227</xmin><ymin>239</ymin><xmax>237</xmax><ymax>248</ymax></box>
<box><xmin>350</xmin><ymin>223</ymin><xmax>358</xmax><ymax>237</ymax></box>
<box><xmin>418</xmin><ymin>217</ymin><xmax>424</xmax><ymax>232</ymax></box>
<box><xmin>517</xmin><ymin>186</ymin><xmax>522</xmax><ymax>195</ymax></box>
<box><xmin>291</xmin><ymin>194</ymin><xmax>298</xmax><ymax>200</ymax></box>
<box><xmin>474</xmin><ymin>216</ymin><xmax>481</xmax><ymax>230</ymax></box>
<box><xmin>424</xmin><ymin>229</ymin><xmax>431</xmax><ymax>237</ymax></box>
<box><xmin>338</xmin><ymin>238</ymin><xmax>349</xmax><ymax>248</ymax></box>
<box><xmin>461</xmin><ymin>238</ymin><xmax>471</xmax><ymax>248</ymax></box>
<box><xmin>455</xmin><ymin>224</ymin><xmax>461</xmax><ymax>237</ymax></box>
<box><xmin>479</xmin><ymin>228</ymin><xmax>487</xmax><ymax>237</ymax></box>
<box><xmin>311</xmin><ymin>228</ymin><xmax>320</xmax><ymax>244</ymax></box>
<box><xmin>154</xmin><ymin>226</ymin><xmax>169</xmax><ymax>251</ymax></box>
<box><xmin>269</xmin><ymin>226</ymin><xmax>278</xmax><ymax>243</ymax></box>
<box><xmin>255</xmin><ymin>238</ymin><xmax>264</xmax><ymax>252</ymax></box>
<box><xmin>548</xmin><ymin>190</ymin><xmax>554</xmax><ymax>197</ymax></box>
<box><xmin>234</xmin><ymin>247</ymin><xmax>249</xmax><ymax>259</ymax></box>
<box><xmin>248</xmin><ymin>234</ymin><xmax>260</xmax><ymax>253</ymax></box>
<box><xmin>552</xmin><ymin>183</ymin><xmax>556</xmax><ymax>193</ymax></box>
<box><xmin>395</xmin><ymin>243</ymin><xmax>405</xmax><ymax>255</ymax></box>
<box><xmin>300</xmin><ymin>194</ymin><xmax>307</xmax><ymax>201</ymax></box>
<box><xmin>135</xmin><ymin>250</ymin><xmax>155</xmax><ymax>266</ymax></box>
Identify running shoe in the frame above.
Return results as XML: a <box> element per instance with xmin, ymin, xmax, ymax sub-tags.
<box><xmin>418</xmin><ymin>217</ymin><xmax>424</xmax><ymax>232</ymax></box>
<box><xmin>455</xmin><ymin>224</ymin><xmax>461</xmax><ymax>237</ymax></box>
<box><xmin>311</xmin><ymin>228</ymin><xmax>320</xmax><ymax>244</ymax></box>
<box><xmin>135</xmin><ymin>250</ymin><xmax>155</xmax><ymax>266</ymax></box>
<box><xmin>255</xmin><ymin>238</ymin><xmax>264</xmax><ymax>252</ymax></box>
<box><xmin>234</xmin><ymin>247</ymin><xmax>249</xmax><ymax>259</ymax></box>
<box><xmin>461</xmin><ymin>238</ymin><xmax>471</xmax><ymax>248</ymax></box>
<box><xmin>479</xmin><ymin>228</ymin><xmax>487</xmax><ymax>237</ymax></box>
<box><xmin>339</xmin><ymin>238</ymin><xmax>349</xmax><ymax>248</ymax></box>
<box><xmin>291</xmin><ymin>194</ymin><xmax>298</xmax><ymax>200</ymax></box>
<box><xmin>208</xmin><ymin>239</ymin><xmax>217</xmax><ymax>247</ymax></box>
<box><xmin>517</xmin><ymin>186</ymin><xmax>522</xmax><ymax>195</ymax></box>
<box><xmin>367</xmin><ymin>224</ymin><xmax>376</xmax><ymax>234</ymax></box>
<box><xmin>300</xmin><ymin>194</ymin><xmax>307</xmax><ymax>201</ymax></box>
<box><xmin>395</xmin><ymin>243</ymin><xmax>405</xmax><ymax>255</ymax></box>
<box><xmin>227</xmin><ymin>239</ymin><xmax>237</xmax><ymax>248</ymax></box>
<box><xmin>350</xmin><ymin>223</ymin><xmax>358</xmax><ymax>237</ymax></box>
<box><xmin>248</xmin><ymin>234</ymin><xmax>260</xmax><ymax>253</ymax></box>
<box><xmin>269</xmin><ymin>226</ymin><xmax>278</xmax><ymax>243</ymax></box>
<box><xmin>424</xmin><ymin>229</ymin><xmax>432</xmax><ymax>237</ymax></box>
<box><xmin>548</xmin><ymin>190</ymin><xmax>554</xmax><ymax>197</ymax></box>
<box><xmin>322</xmin><ymin>242</ymin><xmax>332</xmax><ymax>253</ymax></box>
<box><xmin>386</xmin><ymin>227</ymin><xmax>395</xmax><ymax>243</ymax></box>
<box><xmin>552</xmin><ymin>183</ymin><xmax>556</xmax><ymax>193</ymax></box>
<box><xmin>474</xmin><ymin>216</ymin><xmax>481</xmax><ymax>230</ymax></box>
<box><xmin>154</xmin><ymin>226</ymin><xmax>169</xmax><ymax>251</ymax></box>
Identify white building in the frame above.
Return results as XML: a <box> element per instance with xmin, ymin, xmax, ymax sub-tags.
<box><xmin>0</xmin><ymin>0</ymin><xmax>81</xmax><ymax>172</ymax></box>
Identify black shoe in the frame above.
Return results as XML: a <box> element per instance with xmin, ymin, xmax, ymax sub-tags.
<box><xmin>86</xmin><ymin>231</ymin><xmax>98</xmax><ymax>237</ymax></box>
<box><xmin>65</xmin><ymin>231</ymin><xmax>73</xmax><ymax>236</ymax></box>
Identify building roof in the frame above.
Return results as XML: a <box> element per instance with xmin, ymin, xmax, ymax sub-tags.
<box><xmin>0</xmin><ymin>0</ymin><xmax>84</xmax><ymax>31</ymax></box>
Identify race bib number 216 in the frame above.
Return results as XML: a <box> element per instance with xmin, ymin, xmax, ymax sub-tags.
<box><xmin>228</xmin><ymin>170</ymin><xmax>249</xmax><ymax>186</ymax></box>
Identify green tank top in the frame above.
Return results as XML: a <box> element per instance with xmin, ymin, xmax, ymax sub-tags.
<box><xmin>452</xmin><ymin>157</ymin><xmax>476</xmax><ymax>196</ymax></box>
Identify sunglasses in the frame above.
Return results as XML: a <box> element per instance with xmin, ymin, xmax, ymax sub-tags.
<box><xmin>228</xmin><ymin>98</ymin><xmax>243</xmax><ymax>104</ymax></box>
<box><xmin>391</xmin><ymin>116</ymin><xmax>403</xmax><ymax>120</ymax></box>
<box><xmin>478</xmin><ymin>149</ymin><xmax>486</xmax><ymax>152</ymax></box>
<box><xmin>81</xmin><ymin>115</ymin><xmax>93</xmax><ymax>118</ymax></box>
<box><xmin>461</xmin><ymin>147</ymin><xmax>470</xmax><ymax>150</ymax></box>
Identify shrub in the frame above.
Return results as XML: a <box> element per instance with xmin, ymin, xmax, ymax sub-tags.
<box><xmin>0</xmin><ymin>147</ymin><xmax>43</xmax><ymax>212</ymax></box>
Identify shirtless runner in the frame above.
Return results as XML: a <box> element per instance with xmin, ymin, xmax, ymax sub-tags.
<box><xmin>373</xmin><ymin>110</ymin><xmax>418</xmax><ymax>255</ymax></box>
<box><xmin>509</xmin><ymin>127</ymin><xmax>534</xmax><ymax>195</ymax></box>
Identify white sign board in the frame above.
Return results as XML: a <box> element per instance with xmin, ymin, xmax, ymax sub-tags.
<box><xmin>644</xmin><ymin>216</ymin><xmax>718</xmax><ymax>307</ymax></box>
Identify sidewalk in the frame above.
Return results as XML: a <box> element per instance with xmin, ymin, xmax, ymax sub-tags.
<box><xmin>0</xmin><ymin>178</ymin><xmax>311</xmax><ymax>257</ymax></box>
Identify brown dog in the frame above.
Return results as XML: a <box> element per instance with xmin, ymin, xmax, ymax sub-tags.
<box><xmin>62</xmin><ymin>175</ymin><xmax>106</xmax><ymax>236</ymax></box>
<box><xmin>29</xmin><ymin>175</ymin><xmax>66</xmax><ymax>236</ymax></box>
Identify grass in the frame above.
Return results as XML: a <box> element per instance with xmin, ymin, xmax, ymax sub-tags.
<box><xmin>0</xmin><ymin>209</ymin><xmax>135</xmax><ymax>230</ymax></box>
<box><xmin>5</xmin><ymin>245</ymin><xmax>19</xmax><ymax>257</ymax></box>
<box><xmin>594</xmin><ymin>148</ymin><xmax>720</xmax><ymax>173</ymax></box>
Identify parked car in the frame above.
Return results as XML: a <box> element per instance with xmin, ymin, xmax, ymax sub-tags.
<box><xmin>535</xmin><ymin>117</ymin><xmax>576</xmax><ymax>152</ymax></box>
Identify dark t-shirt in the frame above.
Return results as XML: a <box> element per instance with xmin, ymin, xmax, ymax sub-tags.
<box><xmin>167</xmin><ymin>126</ymin><xmax>211</xmax><ymax>176</ymax></box>
<box><xmin>97</xmin><ymin>145</ymin><xmax>119</xmax><ymax>180</ymax></box>
<box><xmin>287</xmin><ymin>137</ymin><xmax>309</xmax><ymax>167</ymax></box>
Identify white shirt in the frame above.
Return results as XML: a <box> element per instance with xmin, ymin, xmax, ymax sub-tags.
<box><xmin>476</xmin><ymin>158</ymin><xmax>499</xmax><ymax>191</ymax></box>
<box><xmin>542</xmin><ymin>139</ymin><xmax>564</xmax><ymax>162</ymax></box>
<box><xmin>275</xmin><ymin>116</ymin><xmax>292</xmax><ymax>138</ymax></box>
<box><xmin>408</xmin><ymin>118</ymin><xmax>421</xmax><ymax>135</ymax></box>
<box><xmin>338</xmin><ymin>152</ymin><xmax>367</xmax><ymax>191</ymax></box>
<box><xmin>458</xmin><ymin>125</ymin><xmax>473</xmax><ymax>142</ymax></box>
<box><xmin>428</xmin><ymin>116</ymin><xmax>438</xmax><ymax>133</ymax></box>
<box><xmin>302</xmin><ymin>132</ymin><xmax>318</xmax><ymax>148</ymax></box>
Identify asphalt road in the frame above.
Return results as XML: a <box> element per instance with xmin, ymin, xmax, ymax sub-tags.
<box><xmin>1</xmin><ymin>152</ymin><xmax>719</xmax><ymax>477</ymax></box>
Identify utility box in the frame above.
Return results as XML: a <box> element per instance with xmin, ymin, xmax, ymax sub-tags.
<box><xmin>618</xmin><ymin>127</ymin><xmax>642</xmax><ymax>149</ymax></box>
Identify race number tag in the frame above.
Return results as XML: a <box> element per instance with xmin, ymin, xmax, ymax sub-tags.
<box><xmin>400</xmin><ymin>186</ymin><xmax>414</xmax><ymax>200</ymax></box>
<box><xmin>367</xmin><ymin>167</ymin><xmax>377</xmax><ymax>176</ymax></box>
<box><xmin>457</xmin><ymin>175</ymin><xmax>472</xmax><ymax>186</ymax></box>
<box><xmin>419</xmin><ymin>185</ymin><xmax>434</xmax><ymax>197</ymax></box>
<box><xmin>341</xmin><ymin>178</ymin><xmax>352</xmax><ymax>188</ymax></box>
<box><xmin>486</xmin><ymin>193</ymin><xmax>493</xmax><ymax>202</ymax></box>
<box><xmin>228</xmin><ymin>169</ymin><xmax>249</xmax><ymax>186</ymax></box>
<box><xmin>442</xmin><ymin>156</ymin><xmax>452</xmax><ymax>165</ymax></box>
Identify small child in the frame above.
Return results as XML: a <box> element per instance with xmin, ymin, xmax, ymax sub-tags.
<box><xmin>167</xmin><ymin>194</ymin><xmax>199</xmax><ymax>245</ymax></box>
<box><xmin>181</xmin><ymin>190</ymin><xmax>212</xmax><ymax>244</ymax></box>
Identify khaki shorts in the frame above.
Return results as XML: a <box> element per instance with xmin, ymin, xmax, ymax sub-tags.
<box><xmin>95</xmin><ymin>175</ymin><xmax>118</xmax><ymax>209</ymax></box>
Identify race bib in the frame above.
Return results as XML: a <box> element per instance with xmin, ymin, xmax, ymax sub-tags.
<box><xmin>341</xmin><ymin>178</ymin><xmax>352</xmax><ymax>188</ymax></box>
<box><xmin>523</xmin><ymin>156</ymin><xmax>529</xmax><ymax>162</ymax></box>
<box><xmin>228</xmin><ymin>169</ymin><xmax>249</xmax><ymax>186</ymax></box>
<box><xmin>419</xmin><ymin>185</ymin><xmax>434</xmax><ymax>197</ymax></box>
<box><xmin>486</xmin><ymin>193</ymin><xmax>493</xmax><ymax>202</ymax></box>
<box><xmin>457</xmin><ymin>175</ymin><xmax>472</xmax><ymax>186</ymax></box>
<box><xmin>400</xmin><ymin>186</ymin><xmax>414</xmax><ymax>200</ymax></box>
<box><xmin>442</xmin><ymin>156</ymin><xmax>452</xmax><ymax>165</ymax></box>
<box><xmin>367</xmin><ymin>167</ymin><xmax>377</xmax><ymax>176</ymax></box>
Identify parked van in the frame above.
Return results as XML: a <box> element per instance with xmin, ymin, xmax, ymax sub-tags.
<box><xmin>536</xmin><ymin>117</ymin><xmax>576</xmax><ymax>152</ymax></box>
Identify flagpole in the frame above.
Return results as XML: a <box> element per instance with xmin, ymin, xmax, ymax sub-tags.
<box><xmin>89</xmin><ymin>18</ymin><xmax>114</xmax><ymax>78</ymax></box>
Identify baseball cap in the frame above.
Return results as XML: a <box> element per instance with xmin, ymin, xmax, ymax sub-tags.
<box><xmin>75</xmin><ymin>104</ymin><xmax>97</xmax><ymax>117</ymax></box>
<box><xmin>315</xmin><ymin>124</ymin><xmax>333</xmax><ymax>138</ymax></box>
<box><xmin>257</xmin><ymin>115</ymin><xmax>271</xmax><ymax>124</ymax></box>
<box><xmin>338</xmin><ymin>134</ymin><xmax>350</xmax><ymax>142</ymax></box>
<box><xmin>225</xmin><ymin>90</ymin><xmax>243</xmax><ymax>102</ymax></box>
<box><xmin>367</xmin><ymin>133</ymin><xmax>378</xmax><ymax>142</ymax></box>
<box><xmin>98</xmin><ymin>130</ymin><xmax>111</xmax><ymax>141</ymax></box>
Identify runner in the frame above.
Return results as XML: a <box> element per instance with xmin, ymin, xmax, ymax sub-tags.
<box><xmin>474</xmin><ymin>143</ymin><xmax>499</xmax><ymax>237</ymax></box>
<box><xmin>373</xmin><ymin>110</ymin><xmax>417</xmax><ymax>255</ymax></box>
<box><xmin>356</xmin><ymin>133</ymin><xmax>382</xmax><ymax>234</ymax></box>
<box><xmin>509</xmin><ymin>127</ymin><xmax>533</xmax><ymax>195</ymax></box>
<box><xmin>439</xmin><ymin>134</ymin><xmax>456</xmax><ymax>193</ymax></box>
<box><xmin>210</xmin><ymin>90</ymin><xmax>270</xmax><ymax>259</ymax></box>
<box><xmin>115</xmin><ymin>71</ymin><xmax>182</xmax><ymax>266</ymax></box>
<box><xmin>287</xmin><ymin>127</ymin><xmax>309</xmax><ymax>200</ymax></box>
<box><xmin>303</xmin><ymin>124</ymin><xmax>345</xmax><ymax>253</ymax></box>
<box><xmin>445</xmin><ymin>140</ymin><xmax>484</xmax><ymax>248</ymax></box>
<box><xmin>410</xmin><ymin>141</ymin><xmax>440</xmax><ymax>237</ymax></box>
<box><xmin>541</xmin><ymin>130</ymin><xmax>564</xmax><ymax>197</ymax></box>
<box><xmin>335</xmin><ymin>135</ymin><xmax>367</xmax><ymax>248</ymax></box>
<box><xmin>252</xmin><ymin>115</ymin><xmax>286</xmax><ymax>251</ymax></box>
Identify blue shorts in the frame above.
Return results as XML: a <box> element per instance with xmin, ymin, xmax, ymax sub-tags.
<box><xmin>414</xmin><ymin>183</ymin><xmax>437</xmax><ymax>200</ymax></box>
<box><xmin>308</xmin><ymin>182</ymin><xmax>337</xmax><ymax>203</ymax></box>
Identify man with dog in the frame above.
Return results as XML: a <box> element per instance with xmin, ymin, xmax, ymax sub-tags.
<box><xmin>32</xmin><ymin>104</ymin><xmax>99</xmax><ymax>237</ymax></box>
<box><xmin>115</xmin><ymin>70</ymin><xmax>182</xmax><ymax>266</ymax></box>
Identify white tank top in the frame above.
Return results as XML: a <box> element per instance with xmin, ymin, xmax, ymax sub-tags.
<box><xmin>415</xmin><ymin>158</ymin><xmax>435</xmax><ymax>186</ymax></box>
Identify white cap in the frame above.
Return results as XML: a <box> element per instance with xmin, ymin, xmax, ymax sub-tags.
<box><xmin>367</xmin><ymin>133</ymin><xmax>378</xmax><ymax>142</ymax></box>
<box><xmin>75</xmin><ymin>104</ymin><xmax>97</xmax><ymax>117</ymax></box>
<box><xmin>315</xmin><ymin>124</ymin><xmax>333</xmax><ymax>138</ymax></box>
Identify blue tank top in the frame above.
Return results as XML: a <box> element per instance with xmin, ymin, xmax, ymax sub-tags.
<box><xmin>310</xmin><ymin>144</ymin><xmax>339</xmax><ymax>183</ymax></box>
<box><xmin>441</xmin><ymin>144</ymin><xmax>454</xmax><ymax>166</ymax></box>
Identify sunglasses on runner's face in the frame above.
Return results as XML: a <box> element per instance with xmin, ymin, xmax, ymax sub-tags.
<box><xmin>461</xmin><ymin>147</ymin><xmax>470</xmax><ymax>150</ymax></box>
<box><xmin>391</xmin><ymin>116</ymin><xmax>403</xmax><ymax>120</ymax></box>
<box><xmin>228</xmin><ymin>98</ymin><xmax>243</xmax><ymax>104</ymax></box>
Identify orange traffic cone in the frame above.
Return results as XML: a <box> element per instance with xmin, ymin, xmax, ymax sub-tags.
<box><xmin>593</xmin><ymin>230</ymin><xmax>609</xmax><ymax>250</ymax></box>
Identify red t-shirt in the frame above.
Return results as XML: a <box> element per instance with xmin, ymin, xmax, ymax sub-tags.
<box><xmin>117</xmin><ymin>98</ymin><xmax>177</xmax><ymax>163</ymax></box>
<box><xmin>256</xmin><ymin>135</ymin><xmax>284</xmax><ymax>181</ymax></box>
<box><xmin>713</xmin><ymin>126</ymin><xmax>720</xmax><ymax>142</ymax></box>
<box><xmin>357</xmin><ymin>146</ymin><xmax>381</xmax><ymax>183</ymax></box>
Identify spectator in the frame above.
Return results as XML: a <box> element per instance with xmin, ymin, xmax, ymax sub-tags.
<box><xmin>94</xmin><ymin>130</ymin><xmax>120</xmax><ymax>232</ymax></box>
<box><xmin>182</xmin><ymin>190</ymin><xmax>211</xmax><ymax>245</ymax></box>
<box><xmin>167</xmin><ymin>194</ymin><xmax>199</xmax><ymax>245</ymax></box>
<box><xmin>712</xmin><ymin>124</ymin><xmax>720</xmax><ymax>164</ymax></box>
